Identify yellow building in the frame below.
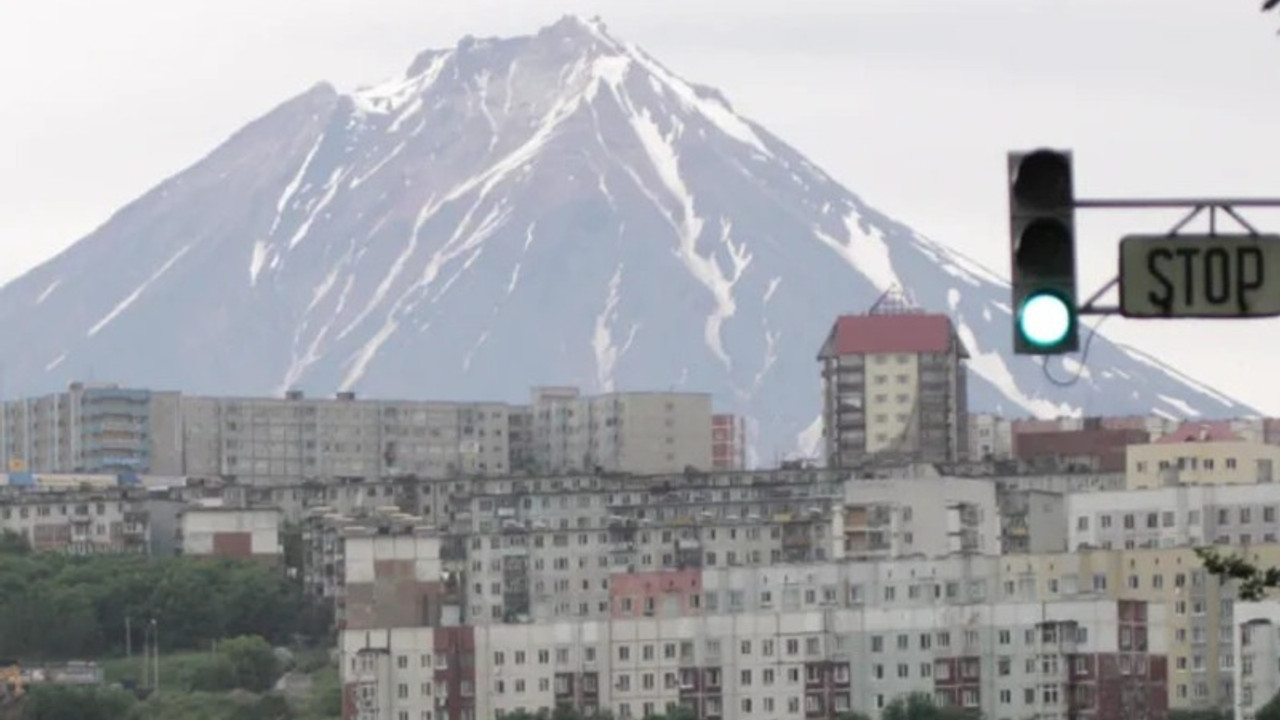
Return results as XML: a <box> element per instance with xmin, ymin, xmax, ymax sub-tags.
<box><xmin>1005</xmin><ymin>543</ymin><xmax>1280</xmax><ymax>710</ymax></box>
<box><xmin>817</xmin><ymin>308</ymin><xmax>969</xmax><ymax>467</ymax></box>
<box><xmin>1125</xmin><ymin>421</ymin><xmax>1280</xmax><ymax>489</ymax></box>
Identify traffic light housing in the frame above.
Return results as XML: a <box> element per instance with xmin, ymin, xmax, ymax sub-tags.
<box><xmin>1008</xmin><ymin>149</ymin><xmax>1079</xmax><ymax>355</ymax></box>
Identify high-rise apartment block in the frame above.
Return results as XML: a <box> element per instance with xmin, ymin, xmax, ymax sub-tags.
<box><xmin>0</xmin><ymin>382</ymin><xmax>182</xmax><ymax>475</ymax></box>
<box><xmin>526</xmin><ymin>387</ymin><xmax>712</xmax><ymax>475</ymax></box>
<box><xmin>710</xmin><ymin>414</ymin><xmax>746</xmax><ymax>470</ymax></box>
<box><xmin>339</xmin><ymin>544</ymin><xmax>1171</xmax><ymax>720</ymax></box>
<box><xmin>818</xmin><ymin>309</ymin><xmax>969</xmax><ymax>469</ymax></box>
<box><xmin>180</xmin><ymin>391</ymin><xmax>514</xmax><ymax>483</ymax></box>
<box><xmin>2</xmin><ymin>383</ymin><xmax>722</xmax><ymax>483</ymax></box>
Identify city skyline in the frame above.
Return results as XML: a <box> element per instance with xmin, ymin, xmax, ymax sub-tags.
<box><xmin>2</xmin><ymin>1</ymin><xmax>1278</xmax><ymax>416</ymax></box>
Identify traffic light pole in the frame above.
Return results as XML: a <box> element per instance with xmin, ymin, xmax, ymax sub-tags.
<box><xmin>1068</xmin><ymin>197</ymin><xmax>1280</xmax><ymax>317</ymax></box>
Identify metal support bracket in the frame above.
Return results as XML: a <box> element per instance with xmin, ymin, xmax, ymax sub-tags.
<box><xmin>1073</xmin><ymin>198</ymin><xmax>1280</xmax><ymax>316</ymax></box>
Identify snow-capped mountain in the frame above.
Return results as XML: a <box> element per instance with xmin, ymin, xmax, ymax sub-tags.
<box><xmin>0</xmin><ymin>16</ymin><xmax>1254</xmax><ymax>461</ymax></box>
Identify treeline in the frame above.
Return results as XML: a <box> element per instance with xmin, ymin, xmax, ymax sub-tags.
<box><xmin>19</xmin><ymin>636</ymin><xmax>341</xmax><ymax>720</ymax></box>
<box><xmin>499</xmin><ymin>692</ymin><xmax>980</xmax><ymax>720</ymax></box>
<box><xmin>0</xmin><ymin>538</ymin><xmax>330</xmax><ymax>659</ymax></box>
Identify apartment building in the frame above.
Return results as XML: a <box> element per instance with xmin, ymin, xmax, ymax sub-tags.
<box><xmin>181</xmin><ymin>391</ymin><xmax>513</xmax><ymax>483</ymax></box>
<box><xmin>1015</xmin><ymin>426</ymin><xmax>1151</xmax><ymax>473</ymax></box>
<box><xmin>339</xmin><ymin>552</ymin><xmax>1168</xmax><ymax>720</ymax></box>
<box><xmin>818</xmin><ymin>309</ymin><xmax>969</xmax><ymax>469</ymax></box>
<box><xmin>393</xmin><ymin>538</ymin><xmax>1280</xmax><ymax>716</ymax></box>
<box><xmin>177</xmin><ymin>504</ymin><xmax>283</xmax><ymax>565</ymax></box>
<box><xmin>0</xmin><ymin>484</ymin><xmax>150</xmax><ymax>554</ymax></box>
<box><xmin>833</xmin><ymin>478</ymin><xmax>1001</xmax><ymax>560</ymax></box>
<box><xmin>1126</xmin><ymin>422</ymin><xmax>1280</xmax><ymax>489</ymax></box>
<box><xmin>999</xmin><ymin>488</ymin><xmax>1067</xmax><ymax>555</ymax></box>
<box><xmin>990</xmin><ymin>471</ymin><xmax>1126</xmax><ymax>495</ymax></box>
<box><xmin>1067</xmin><ymin>483</ymin><xmax>1280</xmax><ymax>552</ymax></box>
<box><xmin>0</xmin><ymin>382</ymin><xmax>183</xmax><ymax>475</ymax></box>
<box><xmin>172</xmin><ymin>468</ymin><xmax>853</xmax><ymax>542</ymax></box>
<box><xmin>967</xmin><ymin>413</ymin><xmax>1014</xmax><ymax>461</ymax></box>
<box><xmin>710</xmin><ymin>414</ymin><xmax>747</xmax><ymax>471</ymax></box>
<box><xmin>302</xmin><ymin>506</ymin><xmax>439</xmax><ymax>628</ymax></box>
<box><xmin>1233</xmin><ymin>601</ymin><xmax>1280</xmax><ymax>720</ymax></box>
<box><xmin>528</xmin><ymin>387</ymin><xmax>713</xmax><ymax>475</ymax></box>
<box><xmin>1012</xmin><ymin>544</ymin><xmax>1280</xmax><ymax>709</ymax></box>
<box><xmin>450</xmin><ymin>470</ymin><xmax>847</xmax><ymax>625</ymax></box>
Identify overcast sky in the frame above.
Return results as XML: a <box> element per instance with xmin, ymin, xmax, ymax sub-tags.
<box><xmin>3</xmin><ymin>0</ymin><xmax>1279</xmax><ymax>413</ymax></box>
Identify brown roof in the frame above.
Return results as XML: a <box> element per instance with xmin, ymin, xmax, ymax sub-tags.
<box><xmin>1014</xmin><ymin>428</ymin><xmax>1149</xmax><ymax>473</ymax></box>
<box><xmin>1155</xmin><ymin>421</ymin><xmax>1240</xmax><ymax>444</ymax></box>
<box><xmin>818</xmin><ymin>313</ymin><xmax>958</xmax><ymax>358</ymax></box>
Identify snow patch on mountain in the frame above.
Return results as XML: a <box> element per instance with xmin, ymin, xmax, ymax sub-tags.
<box><xmin>623</xmin><ymin>41</ymin><xmax>771</xmax><ymax>158</ymax></box>
<box><xmin>35</xmin><ymin>280</ymin><xmax>60</xmax><ymax>304</ymax></box>
<box><xmin>88</xmin><ymin>245</ymin><xmax>191</xmax><ymax>337</ymax></box>
<box><xmin>1158</xmin><ymin>394</ymin><xmax>1201</xmax><ymax>418</ymax></box>
<box><xmin>955</xmin><ymin>319</ymin><xmax>1075</xmax><ymax>418</ymax></box>
<box><xmin>593</xmin><ymin>265</ymin><xmax>636</xmax><ymax>393</ymax></box>
<box><xmin>815</xmin><ymin>211</ymin><xmax>902</xmax><ymax>293</ymax></box>
<box><xmin>287</xmin><ymin>166</ymin><xmax>347</xmax><ymax>250</ymax></box>
<box><xmin>797</xmin><ymin>414</ymin><xmax>824</xmax><ymax>459</ymax></box>
<box><xmin>1119</xmin><ymin>344</ymin><xmax>1239</xmax><ymax>409</ymax></box>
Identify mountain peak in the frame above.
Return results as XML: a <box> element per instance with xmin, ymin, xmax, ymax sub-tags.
<box><xmin>0</xmin><ymin>18</ymin><xmax>1253</xmax><ymax>462</ymax></box>
<box><xmin>541</xmin><ymin>14</ymin><xmax>614</xmax><ymax>43</ymax></box>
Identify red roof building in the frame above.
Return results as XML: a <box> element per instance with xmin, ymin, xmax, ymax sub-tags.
<box><xmin>1154</xmin><ymin>421</ymin><xmax>1241</xmax><ymax>444</ymax></box>
<box><xmin>817</xmin><ymin>310</ymin><xmax>970</xmax><ymax>468</ymax></box>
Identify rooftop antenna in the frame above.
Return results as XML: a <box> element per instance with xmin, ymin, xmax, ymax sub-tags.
<box><xmin>867</xmin><ymin>285</ymin><xmax>923</xmax><ymax>316</ymax></box>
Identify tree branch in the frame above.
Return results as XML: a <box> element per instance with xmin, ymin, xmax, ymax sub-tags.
<box><xmin>1195</xmin><ymin>547</ymin><xmax>1280</xmax><ymax>601</ymax></box>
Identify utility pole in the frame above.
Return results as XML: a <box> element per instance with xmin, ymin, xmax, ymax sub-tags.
<box><xmin>140</xmin><ymin>621</ymin><xmax>149</xmax><ymax>689</ymax></box>
<box><xmin>125</xmin><ymin>616</ymin><xmax>131</xmax><ymax>659</ymax></box>
<box><xmin>150</xmin><ymin>618</ymin><xmax>160</xmax><ymax>693</ymax></box>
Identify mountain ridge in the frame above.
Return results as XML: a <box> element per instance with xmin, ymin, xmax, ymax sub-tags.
<box><xmin>0</xmin><ymin>15</ymin><xmax>1255</xmax><ymax>462</ymax></box>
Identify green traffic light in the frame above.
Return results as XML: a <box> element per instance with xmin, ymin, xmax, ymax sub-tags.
<box><xmin>1017</xmin><ymin>292</ymin><xmax>1074</xmax><ymax>349</ymax></box>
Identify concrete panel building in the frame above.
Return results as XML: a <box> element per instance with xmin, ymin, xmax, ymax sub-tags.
<box><xmin>818</xmin><ymin>309</ymin><xmax>969</xmax><ymax>469</ymax></box>
<box><xmin>1067</xmin><ymin>482</ymin><xmax>1280</xmax><ymax>552</ymax></box>
<box><xmin>528</xmin><ymin>387</ymin><xmax>714</xmax><ymax>475</ymax></box>
<box><xmin>833</xmin><ymin>478</ymin><xmax>1001</xmax><ymax>561</ymax></box>
<box><xmin>0</xmin><ymin>485</ymin><xmax>150</xmax><ymax>554</ymax></box>
<box><xmin>338</xmin><ymin>575</ymin><xmax>1166</xmax><ymax>720</ymax></box>
<box><xmin>1015</xmin><ymin>426</ymin><xmax>1151</xmax><ymax>473</ymax></box>
<box><xmin>181</xmin><ymin>391</ymin><xmax>513</xmax><ymax>483</ymax></box>
<box><xmin>1126</xmin><ymin>422</ymin><xmax>1280</xmax><ymax>489</ymax></box>
<box><xmin>710</xmin><ymin>414</ymin><xmax>747</xmax><ymax>471</ymax></box>
<box><xmin>0</xmin><ymin>383</ymin><xmax>183</xmax><ymax>475</ymax></box>
<box><xmin>967</xmin><ymin>413</ymin><xmax>1014</xmax><ymax>461</ymax></box>
<box><xmin>177</xmin><ymin>505</ymin><xmax>283</xmax><ymax>565</ymax></box>
<box><xmin>1233</xmin><ymin>601</ymin><xmax>1280</xmax><ymax>720</ymax></box>
<box><xmin>998</xmin><ymin>488</ymin><xmax>1067</xmax><ymax>555</ymax></box>
<box><xmin>302</xmin><ymin>506</ymin><xmax>445</xmax><ymax>629</ymax></box>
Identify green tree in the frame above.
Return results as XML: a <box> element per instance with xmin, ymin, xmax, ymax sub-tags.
<box><xmin>126</xmin><ymin>691</ymin><xmax>243</xmax><ymax>720</ymax></box>
<box><xmin>1170</xmin><ymin>709</ymin><xmax>1232</xmax><ymax>720</ymax></box>
<box><xmin>20</xmin><ymin>683</ymin><xmax>136</xmax><ymax>720</ymax></box>
<box><xmin>298</xmin><ymin>665</ymin><xmax>342</xmax><ymax>720</ymax></box>
<box><xmin>182</xmin><ymin>654</ymin><xmax>240</xmax><ymax>693</ymax></box>
<box><xmin>0</xmin><ymin>554</ymin><xmax>324</xmax><ymax>660</ymax></box>
<box><xmin>1260</xmin><ymin>690</ymin><xmax>1280</xmax><ymax>720</ymax></box>
<box><xmin>1196</xmin><ymin>547</ymin><xmax>1277</xmax><ymax>600</ymax></box>
<box><xmin>219</xmin><ymin>636</ymin><xmax>280</xmax><ymax>693</ymax></box>
<box><xmin>0</xmin><ymin>531</ymin><xmax>29</xmax><ymax>555</ymax></box>
<box><xmin>280</xmin><ymin>523</ymin><xmax>304</xmax><ymax>577</ymax></box>
<box><xmin>883</xmin><ymin>692</ymin><xmax>981</xmax><ymax>720</ymax></box>
<box><xmin>500</xmin><ymin>708</ymin><xmax>617</xmax><ymax>720</ymax></box>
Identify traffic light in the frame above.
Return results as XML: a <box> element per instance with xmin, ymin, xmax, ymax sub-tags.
<box><xmin>1008</xmin><ymin>148</ymin><xmax>1079</xmax><ymax>355</ymax></box>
